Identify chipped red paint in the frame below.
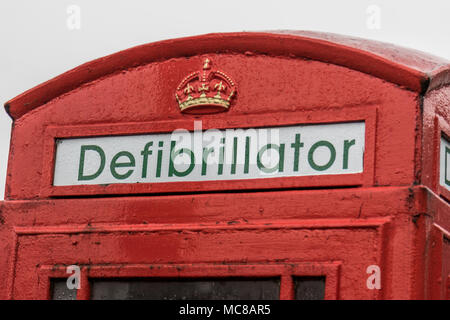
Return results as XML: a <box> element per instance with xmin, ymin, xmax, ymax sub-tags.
<box><xmin>0</xmin><ymin>31</ymin><xmax>449</xmax><ymax>300</ymax></box>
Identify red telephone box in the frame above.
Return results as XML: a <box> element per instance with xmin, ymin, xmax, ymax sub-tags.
<box><xmin>0</xmin><ymin>31</ymin><xmax>449</xmax><ymax>300</ymax></box>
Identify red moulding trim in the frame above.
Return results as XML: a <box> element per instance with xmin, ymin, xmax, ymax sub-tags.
<box><xmin>39</xmin><ymin>107</ymin><xmax>376</xmax><ymax>197</ymax></box>
<box><xmin>14</xmin><ymin>217</ymin><xmax>389</xmax><ymax>300</ymax></box>
<box><xmin>37</xmin><ymin>262</ymin><xmax>341</xmax><ymax>300</ymax></box>
<box><xmin>435</xmin><ymin>115</ymin><xmax>450</xmax><ymax>202</ymax></box>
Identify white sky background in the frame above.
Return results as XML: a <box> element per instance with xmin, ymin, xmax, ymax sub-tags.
<box><xmin>0</xmin><ymin>0</ymin><xmax>449</xmax><ymax>200</ymax></box>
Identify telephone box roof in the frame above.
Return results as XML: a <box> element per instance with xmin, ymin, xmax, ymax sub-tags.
<box><xmin>4</xmin><ymin>31</ymin><xmax>450</xmax><ymax>120</ymax></box>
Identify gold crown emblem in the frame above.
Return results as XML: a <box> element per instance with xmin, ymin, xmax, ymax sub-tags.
<box><xmin>175</xmin><ymin>58</ymin><xmax>237</xmax><ymax>114</ymax></box>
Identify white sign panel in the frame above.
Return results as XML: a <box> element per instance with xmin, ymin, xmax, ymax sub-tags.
<box><xmin>53</xmin><ymin>122</ymin><xmax>365</xmax><ymax>186</ymax></box>
<box><xmin>440</xmin><ymin>137</ymin><xmax>450</xmax><ymax>190</ymax></box>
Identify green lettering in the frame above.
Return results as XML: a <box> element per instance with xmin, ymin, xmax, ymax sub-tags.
<box><xmin>257</xmin><ymin>144</ymin><xmax>285</xmax><ymax>173</ymax></box>
<box><xmin>168</xmin><ymin>141</ymin><xmax>195</xmax><ymax>177</ymax></box>
<box><xmin>231</xmin><ymin>137</ymin><xmax>238</xmax><ymax>174</ymax></box>
<box><xmin>218</xmin><ymin>138</ymin><xmax>225</xmax><ymax>175</ymax></box>
<box><xmin>308</xmin><ymin>140</ymin><xmax>336</xmax><ymax>171</ymax></box>
<box><xmin>140</xmin><ymin>141</ymin><xmax>153</xmax><ymax>178</ymax></box>
<box><xmin>201</xmin><ymin>147</ymin><xmax>214</xmax><ymax>176</ymax></box>
<box><xmin>343</xmin><ymin>139</ymin><xmax>356</xmax><ymax>169</ymax></box>
<box><xmin>244</xmin><ymin>136</ymin><xmax>251</xmax><ymax>174</ymax></box>
<box><xmin>110</xmin><ymin>151</ymin><xmax>135</xmax><ymax>180</ymax></box>
<box><xmin>78</xmin><ymin>145</ymin><xmax>105</xmax><ymax>181</ymax></box>
<box><xmin>291</xmin><ymin>134</ymin><xmax>304</xmax><ymax>172</ymax></box>
<box><xmin>156</xmin><ymin>141</ymin><xmax>164</xmax><ymax>178</ymax></box>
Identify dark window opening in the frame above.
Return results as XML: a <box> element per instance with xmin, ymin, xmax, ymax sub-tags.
<box><xmin>294</xmin><ymin>276</ymin><xmax>326</xmax><ymax>300</ymax></box>
<box><xmin>51</xmin><ymin>279</ymin><xmax>77</xmax><ymax>300</ymax></box>
<box><xmin>51</xmin><ymin>275</ymin><xmax>326</xmax><ymax>300</ymax></box>
<box><xmin>90</xmin><ymin>277</ymin><xmax>280</xmax><ymax>300</ymax></box>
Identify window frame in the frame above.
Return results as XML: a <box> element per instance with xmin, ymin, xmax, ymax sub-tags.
<box><xmin>40</xmin><ymin>262</ymin><xmax>341</xmax><ymax>300</ymax></box>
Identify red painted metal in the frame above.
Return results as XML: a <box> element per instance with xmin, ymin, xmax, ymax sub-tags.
<box><xmin>0</xmin><ymin>31</ymin><xmax>449</xmax><ymax>300</ymax></box>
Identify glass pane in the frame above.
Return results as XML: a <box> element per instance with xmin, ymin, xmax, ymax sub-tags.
<box><xmin>51</xmin><ymin>279</ymin><xmax>77</xmax><ymax>300</ymax></box>
<box><xmin>91</xmin><ymin>277</ymin><xmax>280</xmax><ymax>300</ymax></box>
<box><xmin>294</xmin><ymin>276</ymin><xmax>325</xmax><ymax>300</ymax></box>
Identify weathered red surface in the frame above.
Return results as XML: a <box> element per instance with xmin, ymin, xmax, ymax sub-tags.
<box><xmin>0</xmin><ymin>31</ymin><xmax>449</xmax><ymax>299</ymax></box>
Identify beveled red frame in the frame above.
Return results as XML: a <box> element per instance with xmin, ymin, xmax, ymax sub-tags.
<box><xmin>434</xmin><ymin>115</ymin><xmax>450</xmax><ymax>202</ymax></box>
<box><xmin>37</xmin><ymin>262</ymin><xmax>341</xmax><ymax>300</ymax></box>
<box><xmin>40</xmin><ymin>107</ymin><xmax>377</xmax><ymax>197</ymax></box>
